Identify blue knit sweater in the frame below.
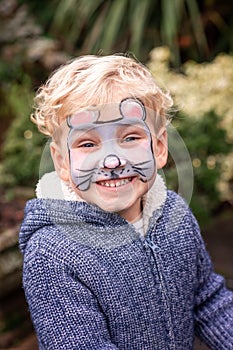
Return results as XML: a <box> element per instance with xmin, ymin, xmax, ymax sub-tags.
<box><xmin>19</xmin><ymin>191</ymin><xmax>233</xmax><ymax>349</ymax></box>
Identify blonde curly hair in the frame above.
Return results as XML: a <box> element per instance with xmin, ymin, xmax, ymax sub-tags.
<box><xmin>32</xmin><ymin>54</ymin><xmax>173</xmax><ymax>138</ymax></box>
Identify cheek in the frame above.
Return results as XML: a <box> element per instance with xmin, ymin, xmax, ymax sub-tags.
<box><xmin>69</xmin><ymin>150</ymin><xmax>96</xmax><ymax>191</ymax></box>
<box><xmin>69</xmin><ymin>149</ymin><xmax>99</xmax><ymax>172</ymax></box>
<box><xmin>120</xmin><ymin>147</ymin><xmax>147</xmax><ymax>165</ymax></box>
<box><xmin>69</xmin><ymin>150</ymin><xmax>87</xmax><ymax>169</ymax></box>
<box><xmin>141</xmin><ymin>139</ymin><xmax>152</xmax><ymax>151</ymax></box>
<box><xmin>135</xmin><ymin>139</ymin><xmax>154</xmax><ymax>161</ymax></box>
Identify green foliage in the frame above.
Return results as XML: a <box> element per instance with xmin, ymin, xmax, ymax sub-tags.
<box><xmin>149</xmin><ymin>48</ymin><xmax>233</xmax><ymax>211</ymax></box>
<box><xmin>39</xmin><ymin>0</ymin><xmax>232</xmax><ymax>66</ymax></box>
<box><xmin>1</xmin><ymin>0</ymin><xmax>233</xmax><ymax>221</ymax></box>
<box><xmin>47</xmin><ymin>0</ymin><xmax>208</xmax><ymax>65</ymax></box>
<box><xmin>164</xmin><ymin>111</ymin><xmax>232</xmax><ymax>223</ymax></box>
<box><xmin>0</xmin><ymin>77</ymin><xmax>46</xmax><ymax>188</ymax></box>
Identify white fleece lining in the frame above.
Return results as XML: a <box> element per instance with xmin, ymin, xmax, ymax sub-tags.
<box><xmin>36</xmin><ymin>171</ymin><xmax>167</xmax><ymax>235</ymax></box>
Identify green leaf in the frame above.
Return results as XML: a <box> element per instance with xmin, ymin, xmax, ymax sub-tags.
<box><xmin>129</xmin><ymin>0</ymin><xmax>153</xmax><ymax>56</ymax></box>
<box><xmin>185</xmin><ymin>0</ymin><xmax>208</xmax><ymax>54</ymax></box>
<box><xmin>100</xmin><ymin>0</ymin><xmax>128</xmax><ymax>52</ymax></box>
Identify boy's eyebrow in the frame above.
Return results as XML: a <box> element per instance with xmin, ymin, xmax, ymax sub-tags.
<box><xmin>116</xmin><ymin>123</ymin><xmax>147</xmax><ymax>130</ymax></box>
<box><xmin>70</xmin><ymin>123</ymin><xmax>98</xmax><ymax>131</ymax></box>
<box><xmin>68</xmin><ymin>120</ymin><xmax>147</xmax><ymax>134</ymax></box>
<box><xmin>67</xmin><ymin>128</ymin><xmax>100</xmax><ymax>145</ymax></box>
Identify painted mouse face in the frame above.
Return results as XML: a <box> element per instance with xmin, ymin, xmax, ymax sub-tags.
<box><xmin>67</xmin><ymin>98</ymin><xmax>156</xmax><ymax>191</ymax></box>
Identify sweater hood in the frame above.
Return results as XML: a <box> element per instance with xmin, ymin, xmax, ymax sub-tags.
<box><xmin>19</xmin><ymin>172</ymin><xmax>167</xmax><ymax>254</ymax></box>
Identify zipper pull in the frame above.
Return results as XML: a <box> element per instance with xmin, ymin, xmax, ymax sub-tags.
<box><xmin>144</xmin><ymin>238</ymin><xmax>161</xmax><ymax>252</ymax></box>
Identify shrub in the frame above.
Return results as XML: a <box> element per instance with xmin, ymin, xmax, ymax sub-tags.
<box><xmin>163</xmin><ymin>110</ymin><xmax>231</xmax><ymax>223</ymax></box>
<box><xmin>0</xmin><ymin>76</ymin><xmax>46</xmax><ymax>188</ymax></box>
<box><xmin>149</xmin><ymin>48</ymin><xmax>233</xmax><ymax>218</ymax></box>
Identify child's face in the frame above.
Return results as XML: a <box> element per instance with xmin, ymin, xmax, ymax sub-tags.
<box><xmin>51</xmin><ymin>98</ymin><xmax>167</xmax><ymax>222</ymax></box>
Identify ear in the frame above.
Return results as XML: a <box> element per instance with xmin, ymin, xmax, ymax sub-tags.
<box><xmin>50</xmin><ymin>141</ymin><xmax>70</xmax><ymax>182</ymax></box>
<box><xmin>154</xmin><ymin>129</ymin><xmax>168</xmax><ymax>169</ymax></box>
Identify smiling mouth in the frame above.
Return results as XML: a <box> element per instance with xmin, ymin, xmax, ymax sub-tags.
<box><xmin>97</xmin><ymin>177</ymin><xmax>133</xmax><ymax>188</ymax></box>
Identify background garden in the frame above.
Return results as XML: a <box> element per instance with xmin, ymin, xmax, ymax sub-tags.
<box><xmin>0</xmin><ymin>0</ymin><xmax>232</xmax><ymax>349</ymax></box>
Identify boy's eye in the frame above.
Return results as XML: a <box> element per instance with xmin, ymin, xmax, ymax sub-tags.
<box><xmin>73</xmin><ymin>139</ymin><xmax>97</xmax><ymax>148</ymax></box>
<box><xmin>123</xmin><ymin>136</ymin><xmax>138</xmax><ymax>142</ymax></box>
<box><xmin>80</xmin><ymin>142</ymin><xmax>95</xmax><ymax>148</ymax></box>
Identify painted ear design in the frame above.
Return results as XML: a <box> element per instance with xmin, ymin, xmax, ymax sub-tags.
<box><xmin>120</xmin><ymin>98</ymin><xmax>146</xmax><ymax>120</ymax></box>
<box><xmin>67</xmin><ymin>109</ymin><xmax>99</xmax><ymax>128</ymax></box>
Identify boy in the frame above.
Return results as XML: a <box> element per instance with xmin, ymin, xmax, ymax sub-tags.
<box><xmin>19</xmin><ymin>55</ymin><xmax>233</xmax><ymax>349</ymax></box>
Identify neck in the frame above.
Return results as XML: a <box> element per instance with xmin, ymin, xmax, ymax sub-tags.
<box><xmin>117</xmin><ymin>198</ymin><xmax>143</xmax><ymax>223</ymax></box>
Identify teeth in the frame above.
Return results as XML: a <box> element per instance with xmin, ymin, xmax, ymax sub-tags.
<box><xmin>99</xmin><ymin>178</ymin><xmax>131</xmax><ymax>187</ymax></box>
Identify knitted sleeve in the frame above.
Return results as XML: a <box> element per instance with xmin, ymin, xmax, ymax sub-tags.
<box><xmin>23</xmin><ymin>251</ymin><xmax>118</xmax><ymax>350</ymax></box>
<box><xmin>192</xmin><ymin>212</ymin><xmax>233</xmax><ymax>349</ymax></box>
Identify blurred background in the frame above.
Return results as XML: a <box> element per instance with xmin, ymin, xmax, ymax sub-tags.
<box><xmin>0</xmin><ymin>0</ymin><xmax>232</xmax><ymax>349</ymax></box>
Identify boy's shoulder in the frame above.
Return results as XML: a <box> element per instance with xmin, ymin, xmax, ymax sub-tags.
<box><xmin>165</xmin><ymin>190</ymin><xmax>190</xmax><ymax>212</ymax></box>
<box><xmin>155</xmin><ymin>189</ymin><xmax>198</xmax><ymax>237</ymax></box>
<box><xmin>19</xmin><ymin>198</ymin><xmax>81</xmax><ymax>261</ymax></box>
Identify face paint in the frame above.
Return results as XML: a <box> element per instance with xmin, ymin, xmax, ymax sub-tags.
<box><xmin>67</xmin><ymin>98</ymin><xmax>156</xmax><ymax>191</ymax></box>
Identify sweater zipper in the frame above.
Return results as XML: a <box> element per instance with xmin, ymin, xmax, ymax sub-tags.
<box><xmin>144</xmin><ymin>238</ymin><xmax>176</xmax><ymax>350</ymax></box>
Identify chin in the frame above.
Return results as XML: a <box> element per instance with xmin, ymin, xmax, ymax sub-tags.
<box><xmin>94</xmin><ymin>197</ymin><xmax>135</xmax><ymax>214</ymax></box>
<box><xmin>73</xmin><ymin>176</ymin><xmax>155</xmax><ymax>221</ymax></box>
